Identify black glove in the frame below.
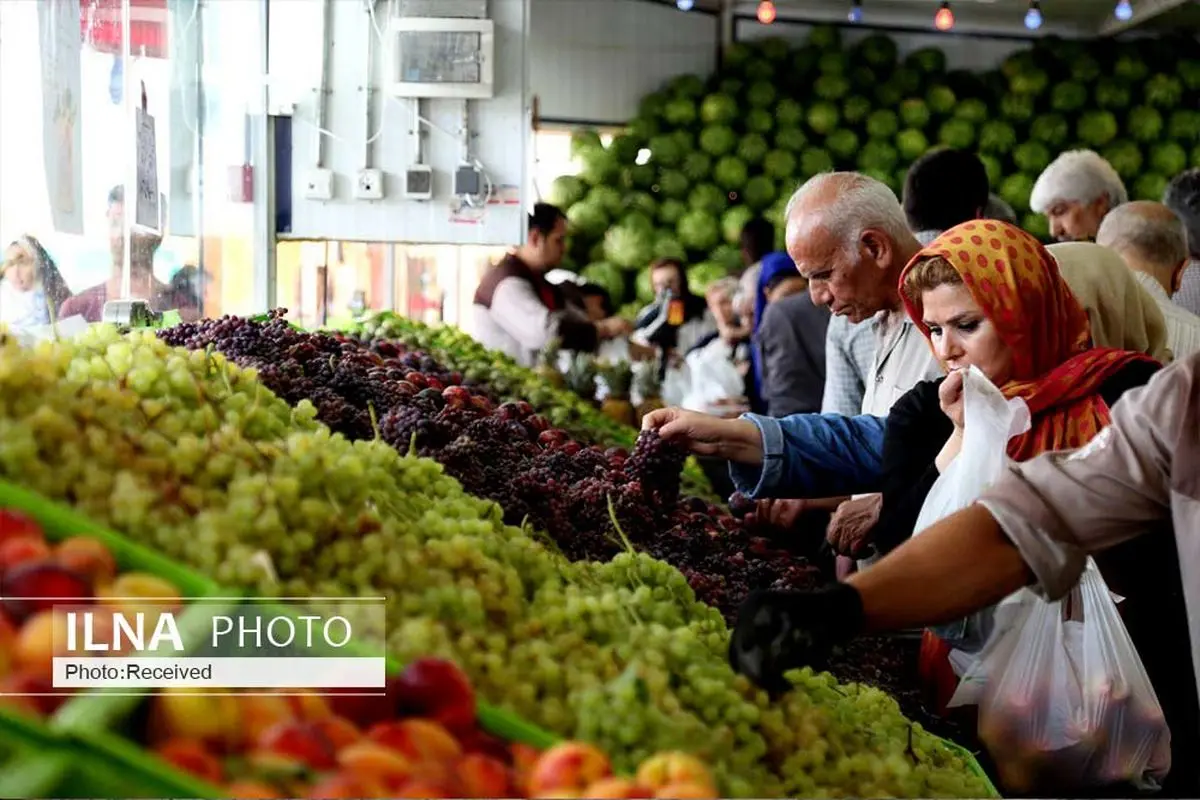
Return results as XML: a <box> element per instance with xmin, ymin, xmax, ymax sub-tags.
<box><xmin>729</xmin><ymin>583</ymin><xmax>866</xmax><ymax>694</ymax></box>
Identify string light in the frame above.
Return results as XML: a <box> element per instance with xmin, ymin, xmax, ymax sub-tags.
<box><xmin>757</xmin><ymin>0</ymin><xmax>776</xmax><ymax>24</ymax></box>
<box><xmin>848</xmin><ymin>0</ymin><xmax>863</xmax><ymax>23</ymax></box>
<box><xmin>1024</xmin><ymin>0</ymin><xmax>1042</xmax><ymax>29</ymax></box>
<box><xmin>1114</xmin><ymin>0</ymin><xmax>1133</xmax><ymax>21</ymax></box>
<box><xmin>934</xmin><ymin>1</ymin><xmax>955</xmax><ymax>30</ymax></box>
<box><xmin>675</xmin><ymin>0</ymin><xmax>694</xmax><ymax>10</ymax></box>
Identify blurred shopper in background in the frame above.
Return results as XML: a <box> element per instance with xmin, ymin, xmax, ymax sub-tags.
<box><xmin>1030</xmin><ymin>149</ymin><xmax>1127</xmax><ymax>242</ymax></box>
<box><xmin>59</xmin><ymin>185</ymin><xmax>172</xmax><ymax>322</ymax></box>
<box><xmin>734</xmin><ymin>217</ymin><xmax>776</xmax><ymax>324</ymax></box>
<box><xmin>901</xmin><ymin>148</ymin><xmax>991</xmax><ymax>246</ymax></box>
<box><xmin>755</xmin><ymin>264</ymin><xmax>830</xmax><ymax>418</ymax></box>
<box><xmin>473</xmin><ymin>203</ymin><xmax>630</xmax><ymax>366</ymax></box>
<box><xmin>1164</xmin><ymin>168</ymin><xmax>1200</xmax><ymax>315</ymax></box>
<box><xmin>0</xmin><ymin>235</ymin><xmax>71</xmax><ymax>330</ymax></box>
<box><xmin>1098</xmin><ymin>201</ymin><xmax>1200</xmax><ymax>359</ymax></box>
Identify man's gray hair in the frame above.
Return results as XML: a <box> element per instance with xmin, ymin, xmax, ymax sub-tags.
<box><xmin>1030</xmin><ymin>150</ymin><xmax>1128</xmax><ymax>214</ymax></box>
<box><xmin>707</xmin><ymin>276</ymin><xmax>739</xmax><ymax>298</ymax></box>
<box><xmin>784</xmin><ymin>172</ymin><xmax>911</xmax><ymax>254</ymax></box>
<box><xmin>1096</xmin><ymin>202</ymin><xmax>1189</xmax><ymax>269</ymax></box>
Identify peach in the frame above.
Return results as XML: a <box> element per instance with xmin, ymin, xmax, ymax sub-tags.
<box><xmin>456</xmin><ymin>752</ymin><xmax>513</xmax><ymax>797</ymax></box>
<box><xmin>0</xmin><ymin>671</ymin><xmax>58</xmax><ymax>717</ymax></box>
<box><xmin>310</xmin><ymin>715</ymin><xmax>362</xmax><ymax>751</ymax></box>
<box><xmin>368</xmin><ymin>719</ymin><xmax>463</xmax><ymax>764</ymax></box>
<box><xmin>336</xmin><ymin>740</ymin><xmax>414</xmax><ymax>786</ymax></box>
<box><xmin>0</xmin><ymin>612</ymin><xmax>16</xmax><ymax>678</ymax></box>
<box><xmin>0</xmin><ymin>510</ymin><xmax>45</xmax><ymax>545</ymax></box>
<box><xmin>394</xmin><ymin>657</ymin><xmax>477</xmax><ymax>734</ymax></box>
<box><xmin>256</xmin><ymin>720</ymin><xmax>338</xmax><ymax>770</ymax></box>
<box><xmin>2</xmin><ymin>563</ymin><xmax>93</xmax><ymax>623</ymax></box>
<box><xmin>98</xmin><ymin>573</ymin><xmax>181</xmax><ymax>629</ymax></box>
<box><xmin>389</xmin><ymin>777</ymin><xmax>455</xmax><ymax>798</ymax></box>
<box><xmin>236</xmin><ymin>694</ymin><xmax>296</xmax><ymax>743</ymax></box>
<box><xmin>303</xmin><ymin>773</ymin><xmax>380</xmax><ymax>799</ymax></box>
<box><xmin>634</xmin><ymin>752</ymin><xmax>715</xmax><ymax>794</ymax></box>
<box><xmin>15</xmin><ymin>610</ymin><xmax>69</xmax><ymax>678</ymax></box>
<box><xmin>54</xmin><ymin>537</ymin><xmax>118</xmax><ymax>588</ymax></box>
<box><xmin>0</xmin><ymin>537</ymin><xmax>51</xmax><ymax>571</ymax></box>
<box><xmin>149</xmin><ymin>690</ymin><xmax>243</xmax><ymax>751</ymax></box>
<box><xmin>155</xmin><ymin>738</ymin><xmax>224</xmax><ymax>784</ymax></box>
<box><xmin>282</xmin><ymin>690</ymin><xmax>333</xmax><ymax>721</ymax></box>
<box><xmin>225</xmin><ymin>779</ymin><xmax>285</xmax><ymax>799</ymax></box>
<box><xmin>653</xmin><ymin>782</ymin><xmax>717</xmax><ymax>799</ymax></box>
<box><xmin>585</xmin><ymin>777</ymin><xmax>654</xmax><ymax>799</ymax></box>
<box><xmin>527</xmin><ymin>742</ymin><xmax>612</xmax><ymax>796</ymax></box>
<box><xmin>510</xmin><ymin>742</ymin><xmax>542</xmax><ymax>794</ymax></box>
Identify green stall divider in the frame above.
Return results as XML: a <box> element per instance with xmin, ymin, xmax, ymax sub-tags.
<box><xmin>0</xmin><ymin>479</ymin><xmax>225</xmax><ymax>599</ymax></box>
<box><xmin>945</xmin><ymin>740</ymin><xmax>1000</xmax><ymax>799</ymax></box>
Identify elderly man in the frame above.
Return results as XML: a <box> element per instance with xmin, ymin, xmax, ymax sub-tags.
<box><xmin>1030</xmin><ymin>149</ymin><xmax>1127</xmax><ymax>242</ymax></box>
<box><xmin>1165</xmin><ymin>169</ymin><xmax>1200</xmax><ymax>316</ymax></box>
<box><xmin>1098</xmin><ymin>201</ymin><xmax>1200</xmax><ymax>359</ymax></box>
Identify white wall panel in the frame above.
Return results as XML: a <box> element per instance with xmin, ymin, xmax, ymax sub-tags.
<box><xmin>530</xmin><ymin>0</ymin><xmax>719</xmax><ymax>125</ymax></box>
<box><xmin>273</xmin><ymin>0</ymin><xmax>529</xmax><ymax>245</ymax></box>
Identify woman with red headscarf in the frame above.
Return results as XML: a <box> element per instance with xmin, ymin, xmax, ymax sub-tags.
<box><xmin>870</xmin><ymin>221</ymin><xmax>1196</xmax><ymax>793</ymax></box>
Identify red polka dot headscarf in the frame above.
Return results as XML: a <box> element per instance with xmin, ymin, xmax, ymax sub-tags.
<box><xmin>898</xmin><ymin>219</ymin><xmax>1159</xmax><ymax>461</ymax></box>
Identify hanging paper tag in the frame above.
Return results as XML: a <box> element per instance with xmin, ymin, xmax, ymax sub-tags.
<box><xmin>135</xmin><ymin>105</ymin><xmax>160</xmax><ymax>233</ymax></box>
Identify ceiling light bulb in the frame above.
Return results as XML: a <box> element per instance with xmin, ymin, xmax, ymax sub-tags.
<box><xmin>848</xmin><ymin>0</ymin><xmax>863</xmax><ymax>23</ymax></box>
<box><xmin>1114</xmin><ymin>0</ymin><xmax>1133</xmax><ymax>21</ymax></box>
<box><xmin>757</xmin><ymin>0</ymin><xmax>777</xmax><ymax>24</ymax></box>
<box><xmin>676</xmin><ymin>0</ymin><xmax>694</xmax><ymax>10</ymax></box>
<box><xmin>1024</xmin><ymin>1</ymin><xmax>1042</xmax><ymax>29</ymax></box>
<box><xmin>934</xmin><ymin>1</ymin><xmax>955</xmax><ymax>30</ymax></box>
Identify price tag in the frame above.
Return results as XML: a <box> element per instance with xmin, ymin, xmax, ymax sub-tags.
<box><xmin>135</xmin><ymin>105</ymin><xmax>160</xmax><ymax>233</ymax></box>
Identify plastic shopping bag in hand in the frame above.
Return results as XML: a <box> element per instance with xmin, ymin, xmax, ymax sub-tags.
<box><xmin>912</xmin><ymin>366</ymin><xmax>1030</xmax><ymax>649</ymax></box>
<box><xmin>974</xmin><ymin>560</ymin><xmax>1171</xmax><ymax>794</ymax></box>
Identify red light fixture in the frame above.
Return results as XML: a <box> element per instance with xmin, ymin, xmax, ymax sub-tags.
<box><xmin>757</xmin><ymin>0</ymin><xmax>777</xmax><ymax>24</ymax></box>
<box><xmin>934</xmin><ymin>1</ymin><xmax>955</xmax><ymax>30</ymax></box>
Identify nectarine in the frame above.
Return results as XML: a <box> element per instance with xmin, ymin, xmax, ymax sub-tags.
<box><xmin>54</xmin><ymin>537</ymin><xmax>118</xmax><ymax>588</ymax></box>
<box><xmin>336</xmin><ymin>740</ymin><xmax>414</xmax><ymax>786</ymax></box>
<box><xmin>585</xmin><ymin>777</ymin><xmax>654</xmax><ymax>799</ymax></box>
<box><xmin>256</xmin><ymin>720</ymin><xmax>338</xmax><ymax>770</ymax></box>
<box><xmin>310</xmin><ymin>714</ymin><xmax>362</xmax><ymax>751</ymax></box>
<box><xmin>368</xmin><ymin>719</ymin><xmax>463</xmax><ymax>764</ymax></box>
<box><xmin>303</xmin><ymin>773</ymin><xmax>380</xmax><ymax>799</ymax></box>
<box><xmin>225</xmin><ymin>779</ymin><xmax>285</xmax><ymax>799</ymax></box>
<box><xmin>148</xmin><ymin>690</ymin><xmax>243</xmax><ymax>751</ymax></box>
<box><xmin>389</xmin><ymin>777</ymin><xmax>456</xmax><ymax>798</ymax></box>
<box><xmin>456</xmin><ymin>752</ymin><xmax>513</xmax><ymax>796</ymax></box>
<box><xmin>653</xmin><ymin>782</ymin><xmax>718</xmax><ymax>799</ymax></box>
<box><xmin>0</xmin><ymin>671</ymin><xmax>57</xmax><ymax>717</ymax></box>
<box><xmin>155</xmin><ymin>738</ymin><xmax>224</xmax><ymax>784</ymax></box>
<box><xmin>527</xmin><ymin>742</ymin><xmax>612</xmax><ymax>796</ymax></box>
<box><xmin>235</xmin><ymin>694</ymin><xmax>297</xmax><ymax>743</ymax></box>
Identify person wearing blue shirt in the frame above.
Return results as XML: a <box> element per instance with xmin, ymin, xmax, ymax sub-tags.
<box><xmin>644</xmin><ymin>407</ymin><xmax>886</xmax><ymax>500</ymax></box>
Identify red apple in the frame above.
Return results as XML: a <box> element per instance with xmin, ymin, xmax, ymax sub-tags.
<box><xmin>0</xmin><ymin>510</ymin><xmax>44</xmax><ymax>545</ymax></box>
<box><xmin>0</xmin><ymin>671</ymin><xmax>60</xmax><ymax>717</ymax></box>
<box><xmin>1</xmin><ymin>563</ymin><xmax>93</xmax><ymax>622</ymax></box>
<box><xmin>0</xmin><ymin>537</ymin><xmax>51</xmax><ymax>571</ymax></box>
<box><xmin>393</xmin><ymin>658</ymin><xmax>477</xmax><ymax>734</ymax></box>
<box><xmin>324</xmin><ymin>686</ymin><xmax>394</xmax><ymax>729</ymax></box>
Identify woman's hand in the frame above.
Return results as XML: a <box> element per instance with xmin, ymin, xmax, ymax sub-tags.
<box><xmin>746</xmin><ymin>498</ymin><xmax>808</xmax><ymax>530</ymax></box>
<box><xmin>641</xmin><ymin>407</ymin><xmax>763</xmax><ymax>464</ymax></box>
<box><xmin>826</xmin><ymin>494</ymin><xmax>883</xmax><ymax>557</ymax></box>
<box><xmin>939</xmin><ymin>369</ymin><xmax>966</xmax><ymax>429</ymax></box>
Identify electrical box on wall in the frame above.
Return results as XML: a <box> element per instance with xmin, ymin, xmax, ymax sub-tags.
<box><xmin>404</xmin><ymin>165</ymin><xmax>434</xmax><ymax>201</ymax></box>
<box><xmin>386</xmin><ymin>16</ymin><xmax>495</xmax><ymax>99</ymax></box>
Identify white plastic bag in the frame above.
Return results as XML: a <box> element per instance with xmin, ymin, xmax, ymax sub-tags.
<box><xmin>912</xmin><ymin>365</ymin><xmax>1031</xmax><ymax>534</ymax></box>
<box><xmin>911</xmin><ymin>366</ymin><xmax>1030</xmax><ymax>650</ymax></box>
<box><xmin>680</xmin><ymin>337</ymin><xmax>743</xmax><ymax>412</ymax></box>
<box><xmin>971</xmin><ymin>560</ymin><xmax>1171</xmax><ymax>793</ymax></box>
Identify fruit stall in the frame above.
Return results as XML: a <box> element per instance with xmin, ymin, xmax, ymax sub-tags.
<box><xmin>0</xmin><ymin>315</ymin><xmax>1000</xmax><ymax>798</ymax></box>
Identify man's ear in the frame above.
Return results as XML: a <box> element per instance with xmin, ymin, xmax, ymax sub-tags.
<box><xmin>861</xmin><ymin>229</ymin><xmax>891</xmax><ymax>269</ymax></box>
<box><xmin>1173</xmin><ymin>258</ymin><xmax>1188</xmax><ymax>295</ymax></box>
